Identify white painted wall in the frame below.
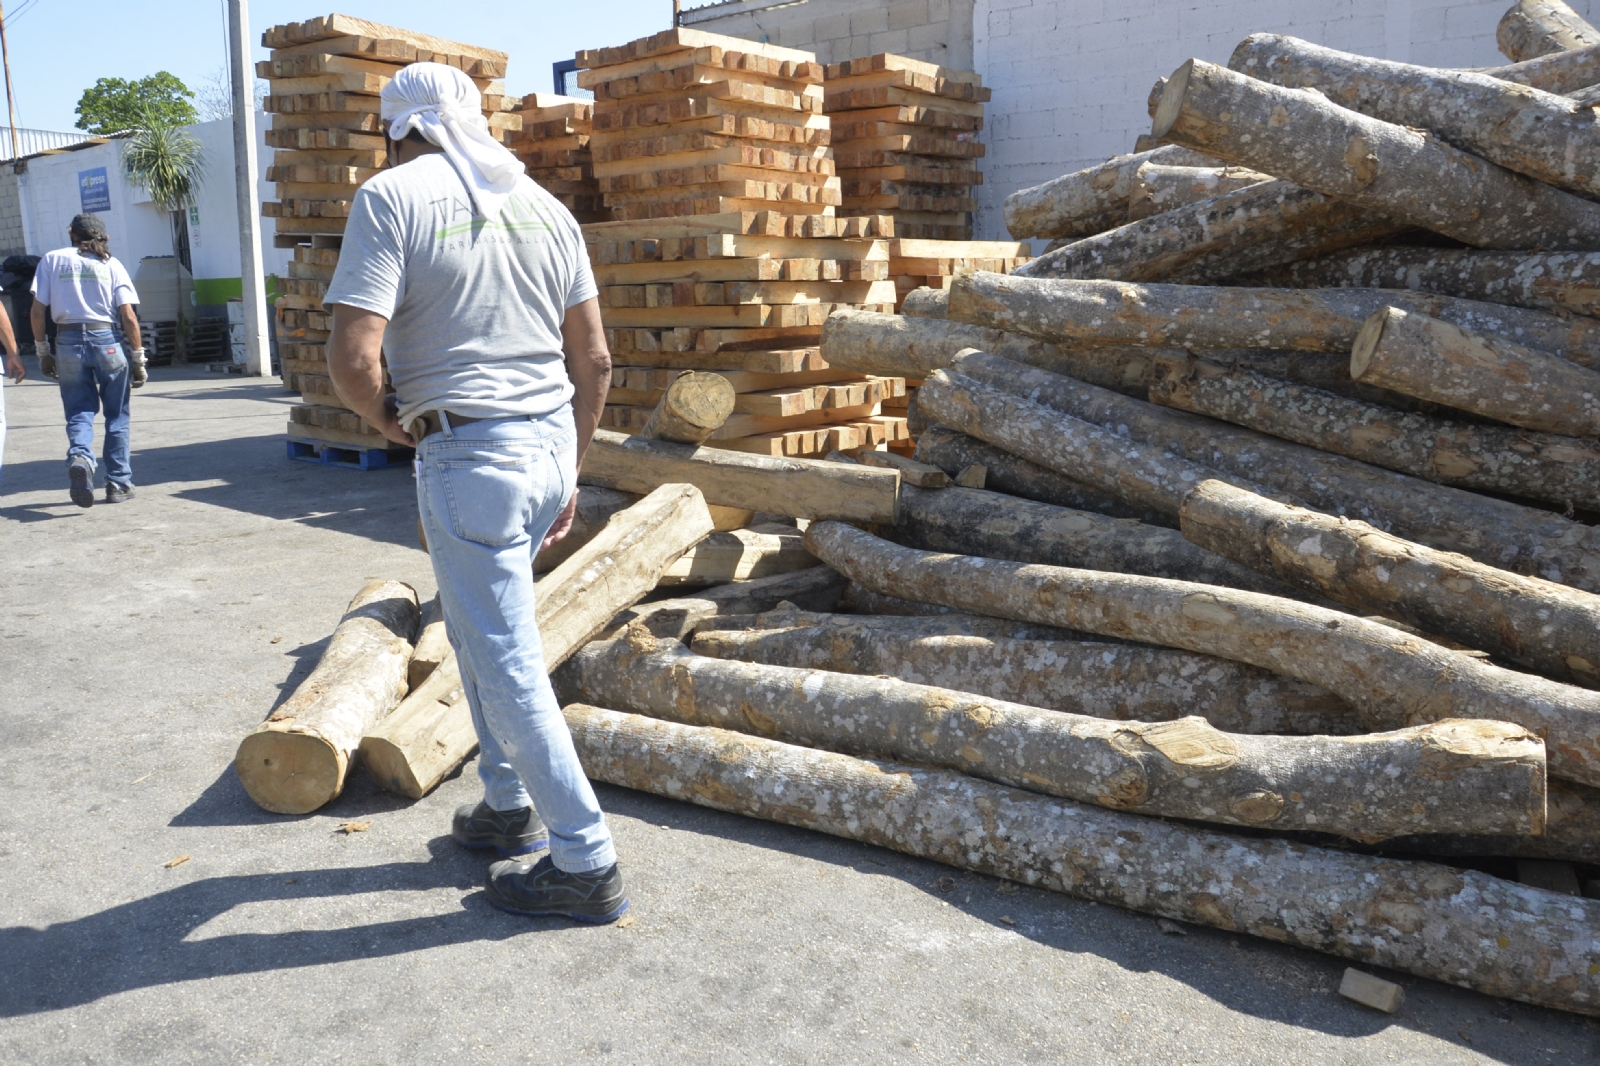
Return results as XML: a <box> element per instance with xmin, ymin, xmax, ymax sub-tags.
<box><xmin>971</xmin><ymin>0</ymin><xmax>1599</xmax><ymax>244</ymax></box>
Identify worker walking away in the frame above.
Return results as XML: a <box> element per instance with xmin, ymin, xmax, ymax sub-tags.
<box><xmin>31</xmin><ymin>214</ymin><xmax>147</xmax><ymax>507</ymax></box>
<box><xmin>0</xmin><ymin>300</ymin><xmax>23</xmax><ymax>477</ymax></box>
<box><xmin>324</xmin><ymin>63</ymin><xmax>626</xmax><ymax>924</ymax></box>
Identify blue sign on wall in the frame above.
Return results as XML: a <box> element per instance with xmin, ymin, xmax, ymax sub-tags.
<box><xmin>78</xmin><ymin>167</ymin><xmax>110</xmax><ymax>213</ymax></box>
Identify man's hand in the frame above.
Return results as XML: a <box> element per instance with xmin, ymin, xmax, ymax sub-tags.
<box><xmin>541</xmin><ymin>490</ymin><xmax>578</xmax><ymax>550</ymax></box>
<box><xmin>36</xmin><ymin>340</ymin><xmax>55</xmax><ymax>379</ymax></box>
<box><xmin>377</xmin><ymin>395</ymin><xmax>416</xmax><ymax>448</ymax></box>
<box><xmin>4</xmin><ymin>348</ymin><xmax>23</xmax><ymax>384</ymax></box>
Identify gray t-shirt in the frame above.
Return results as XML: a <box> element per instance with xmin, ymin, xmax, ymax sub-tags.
<box><xmin>324</xmin><ymin>153</ymin><xmax>597</xmax><ymax>424</ymax></box>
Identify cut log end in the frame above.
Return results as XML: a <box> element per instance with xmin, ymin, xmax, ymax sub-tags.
<box><xmin>1349</xmin><ymin>305</ymin><xmax>1395</xmax><ymax>379</ymax></box>
<box><xmin>235</xmin><ymin>730</ymin><xmax>346</xmax><ymax>815</ymax></box>
<box><xmin>357</xmin><ymin>736</ymin><xmax>426</xmax><ymax>800</ymax></box>
<box><xmin>1151</xmin><ymin>59</ymin><xmax>1195</xmax><ymax>140</ymax></box>
<box><xmin>639</xmin><ymin>372</ymin><xmax>737</xmax><ymax>444</ymax></box>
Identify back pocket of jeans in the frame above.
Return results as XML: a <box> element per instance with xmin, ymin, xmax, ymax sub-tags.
<box><xmin>438</xmin><ymin>457</ymin><xmax>535</xmax><ymax>547</ymax></box>
<box><xmin>94</xmin><ymin>344</ymin><xmax>126</xmax><ymax>374</ymax></box>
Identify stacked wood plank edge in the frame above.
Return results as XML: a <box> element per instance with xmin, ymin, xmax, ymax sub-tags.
<box><xmin>509</xmin><ymin>93</ymin><xmax>611</xmax><ymax>224</ymax></box>
<box><xmin>826</xmin><ymin>53</ymin><xmax>989</xmax><ymax>240</ymax></box>
<box><xmin>261</xmin><ymin>12</ymin><xmax>509</xmax><ymax>465</ymax></box>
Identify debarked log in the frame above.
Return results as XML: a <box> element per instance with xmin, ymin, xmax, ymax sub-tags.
<box><xmin>936</xmin><ymin>347</ymin><xmax>1600</xmax><ymax>593</ymax></box>
<box><xmin>1152</xmin><ymin>58</ymin><xmax>1600</xmax><ymax>249</ymax></box>
<box><xmin>562</xmin><ymin>704</ymin><xmax>1600</xmax><ymax>1017</ymax></box>
<box><xmin>805</xmin><ymin>521</ymin><xmax>1600</xmax><ymax>787</ymax></box>
<box><xmin>1003</xmin><ymin>144</ymin><xmax>1218</xmax><ymax>240</ymax></box>
<box><xmin>358</xmin><ymin>484</ymin><xmax>715</xmax><ymax>799</ymax></box>
<box><xmin>558</xmin><ymin>628</ymin><xmax>1545</xmax><ymax>840</ymax></box>
<box><xmin>1017</xmin><ymin>180</ymin><xmax>1404</xmax><ymax>285</ymax></box>
<box><xmin>1181</xmin><ymin>480</ymin><xmax>1600</xmax><ymax>688</ymax></box>
<box><xmin>1352</xmin><ymin>307</ymin><xmax>1600</xmax><ymax>437</ymax></box>
<box><xmin>1497</xmin><ymin>0</ymin><xmax>1600</xmax><ymax>61</ymax></box>
<box><xmin>947</xmin><ymin>271</ymin><xmax>1600</xmax><ymax>367</ymax></box>
<box><xmin>1232</xmin><ymin>33</ymin><xmax>1600</xmax><ymax>199</ymax></box>
<box><xmin>408</xmin><ymin>596</ymin><xmax>450</xmax><ymax>689</ymax></box>
<box><xmin>690</xmin><ymin>608</ymin><xmax>1359</xmax><ymax>736</ymax></box>
<box><xmin>1149</xmin><ymin>354</ymin><xmax>1600</xmax><ymax>511</ymax></box>
<box><xmin>237</xmin><ymin>579</ymin><xmax>420</xmax><ymax>814</ymax></box>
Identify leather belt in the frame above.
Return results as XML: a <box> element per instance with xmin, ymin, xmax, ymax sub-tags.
<box><xmin>408</xmin><ymin>410</ymin><xmax>496</xmax><ymax>441</ymax></box>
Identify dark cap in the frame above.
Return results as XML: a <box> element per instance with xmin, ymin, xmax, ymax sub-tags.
<box><xmin>69</xmin><ymin>213</ymin><xmax>107</xmax><ymax>240</ymax></box>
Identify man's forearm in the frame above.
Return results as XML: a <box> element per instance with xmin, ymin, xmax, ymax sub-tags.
<box><xmin>328</xmin><ymin>358</ymin><xmax>391</xmax><ymax>432</ymax></box>
<box><xmin>30</xmin><ymin>301</ymin><xmax>45</xmax><ymax>345</ymax></box>
<box><xmin>569</xmin><ymin>348</ymin><xmax>610</xmax><ymax>465</ymax></box>
<box><xmin>118</xmin><ymin>306</ymin><xmax>142</xmax><ymax>349</ymax></box>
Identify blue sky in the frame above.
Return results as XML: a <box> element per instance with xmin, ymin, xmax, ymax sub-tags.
<box><xmin>0</xmin><ymin>0</ymin><xmax>675</xmax><ymax>132</ymax></box>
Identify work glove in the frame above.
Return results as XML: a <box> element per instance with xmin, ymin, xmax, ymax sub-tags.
<box><xmin>129</xmin><ymin>347</ymin><xmax>148</xmax><ymax>388</ymax></box>
<box><xmin>36</xmin><ymin>339</ymin><xmax>55</xmax><ymax>379</ymax></box>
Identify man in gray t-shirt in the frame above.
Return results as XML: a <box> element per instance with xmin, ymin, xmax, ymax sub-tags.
<box><xmin>325</xmin><ymin>63</ymin><xmax>626</xmax><ymax>924</ymax></box>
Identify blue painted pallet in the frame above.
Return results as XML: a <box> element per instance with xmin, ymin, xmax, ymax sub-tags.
<box><xmin>286</xmin><ymin>437</ymin><xmax>410</xmax><ymax>471</ymax></box>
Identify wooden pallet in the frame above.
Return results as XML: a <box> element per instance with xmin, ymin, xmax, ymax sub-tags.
<box><xmin>287</xmin><ymin>436</ymin><xmax>410</xmax><ymax>471</ymax></box>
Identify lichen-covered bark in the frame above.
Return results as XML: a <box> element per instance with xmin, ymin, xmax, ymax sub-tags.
<box><xmin>1238</xmin><ymin>247</ymin><xmax>1600</xmax><ymax>320</ymax></box>
<box><xmin>1003</xmin><ymin>145</ymin><xmax>1217</xmax><ymax>240</ymax></box>
<box><xmin>820</xmin><ymin>308</ymin><xmax>1159</xmax><ymax>396</ymax></box>
<box><xmin>237</xmin><ymin>579</ymin><xmax>419</xmax><ymax>814</ymax></box>
<box><xmin>558</xmin><ymin>629</ymin><xmax>1544</xmax><ymax>839</ymax></box>
<box><xmin>696</xmin><ymin>607</ymin><xmax>1087</xmax><ymax>644</ymax></box>
<box><xmin>1126</xmin><ymin>164</ymin><xmax>1272</xmax><ymax>220</ymax></box>
<box><xmin>901</xmin><ymin>288</ymin><xmax>949</xmax><ymax>318</ymax></box>
<box><xmin>1497</xmin><ymin>0</ymin><xmax>1600</xmax><ymax>61</ymax></box>
<box><xmin>947</xmin><ymin>271</ymin><xmax>1600</xmax><ymax>367</ymax></box>
<box><xmin>1353</xmin><ymin>307</ymin><xmax>1600</xmax><ymax>437</ymax></box>
<box><xmin>1180</xmin><ymin>480</ymin><xmax>1600</xmax><ymax>688</ymax></box>
<box><xmin>805</xmin><ymin>521</ymin><xmax>1600</xmax><ymax>787</ymax></box>
<box><xmin>1017</xmin><ymin>180</ymin><xmax>1403</xmax><ymax>284</ymax></box>
<box><xmin>1379</xmin><ymin>778</ymin><xmax>1600</xmax><ymax>864</ymax></box>
<box><xmin>895</xmin><ymin>482</ymin><xmax>1307</xmax><ymax>598</ymax></box>
<box><xmin>1232</xmin><ymin>33</ymin><xmax>1600</xmax><ymax>198</ymax></box>
<box><xmin>1151</xmin><ymin>58</ymin><xmax>1600</xmax><ymax>249</ymax></box>
<box><xmin>604</xmin><ymin>564</ymin><xmax>847</xmax><ymax>641</ymax></box>
<box><xmin>562</xmin><ymin>704</ymin><xmax>1600</xmax><ymax>1015</ymax></box>
<box><xmin>1150</xmin><ymin>355</ymin><xmax>1600</xmax><ymax>511</ymax></box>
<box><xmin>936</xmin><ymin>345</ymin><xmax>1600</xmax><ymax>593</ymax></box>
<box><xmin>691</xmin><ymin>608</ymin><xmax>1358</xmax><ymax>736</ymax></box>
<box><xmin>915</xmin><ymin>424</ymin><xmax>1175</xmax><ymax>525</ymax></box>
<box><xmin>1481</xmin><ymin>42</ymin><xmax>1600</xmax><ymax>91</ymax></box>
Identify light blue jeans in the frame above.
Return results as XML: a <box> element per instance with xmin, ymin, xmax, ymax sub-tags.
<box><xmin>56</xmin><ymin>327</ymin><xmax>132</xmax><ymax>487</ymax></box>
<box><xmin>415</xmin><ymin>406</ymin><xmax>617</xmax><ymax>873</ymax></box>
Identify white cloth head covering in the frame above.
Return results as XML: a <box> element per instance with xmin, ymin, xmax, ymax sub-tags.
<box><xmin>381</xmin><ymin>62</ymin><xmax>526</xmax><ymax>218</ymax></box>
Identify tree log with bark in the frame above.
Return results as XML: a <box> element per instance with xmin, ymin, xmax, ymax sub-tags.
<box><xmin>691</xmin><ymin>608</ymin><xmax>1359</xmax><ymax>736</ymax></box>
<box><xmin>1149</xmin><ymin>355</ymin><xmax>1600</xmax><ymax>511</ymax></box>
<box><xmin>237</xmin><ymin>579</ymin><xmax>420</xmax><ymax>814</ymax></box>
<box><xmin>1479</xmin><ymin>43</ymin><xmax>1600</xmax><ymax>91</ymax></box>
<box><xmin>533</xmin><ymin>487</ymin><xmax>640</xmax><ymax>574</ymax></box>
<box><xmin>359</xmin><ymin>485</ymin><xmax>716</xmax><ymax>799</ymax></box>
<box><xmin>638</xmin><ymin>371</ymin><xmax>736</xmax><ymax>444</ymax></box>
<box><xmin>900</xmin><ymin>287</ymin><xmax>949</xmax><ymax>318</ymax></box>
<box><xmin>1181</xmin><ymin>480</ymin><xmax>1600</xmax><ymax>688</ymax></box>
<box><xmin>1231</xmin><ymin>33</ymin><xmax>1600</xmax><ymax>199</ymax></box>
<box><xmin>601</xmin><ymin>565</ymin><xmax>846</xmax><ymax>641</ymax></box>
<box><xmin>1126</xmin><ymin>164</ymin><xmax>1271</xmax><ymax>220</ymax></box>
<box><xmin>925</xmin><ymin>348</ymin><xmax>1600</xmax><ymax>591</ymax></box>
<box><xmin>1381</xmin><ymin>777</ymin><xmax>1600</xmax><ymax>864</ymax></box>
<box><xmin>1352</xmin><ymin>307</ymin><xmax>1600</xmax><ymax>437</ymax></box>
<box><xmin>563</xmin><ymin>704</ymin><xmax>1600</xmax><ymax>1017</ymax></box>
<box><xmin>805</xmin><ymin>521</ymin><xmax>1600</xmax><ymax>787</ymax></box>
<box><xmin>947</xmin><ymin>272</ymin><xmax>1600</xmax><ymax>367</ymax></box>
<box><xmin>1151</xmin><ymin>58</ymin><xmax>1600</xmax><ymax>249</ymax></box>
<box><xmin>1003</xmin><ymin>145</ymin><xmax>1219</xmax><ymax>240</ymax></box>
<box><xmin>1017</xmin><ymin>180</ymin><xmax>1405</xmax><ymax>284</ymax></box>
<box><xmin>558</xmin><ymin>627</ymin><xmax>1545</xmax><ymax>840</ymax></box>
<box><xmin>1498</xmin><ymin>0</ymin><xmax>1600</xmax><ymax>60</ymax></box>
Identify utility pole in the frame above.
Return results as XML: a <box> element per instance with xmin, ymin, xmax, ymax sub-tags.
<box><xmin>673</xmin><ymin>0</ymin><xmax>681</xmax><ymax>27</ymax></box>
<box><xmin>228</xmin><ymin>0</ymin><xmax>272</xmax><ymax>377</ymax></box>
<box><xmin>0</xmin><ymin>1</ymin><xmax>22</xmax><ymax>160</ymax></box>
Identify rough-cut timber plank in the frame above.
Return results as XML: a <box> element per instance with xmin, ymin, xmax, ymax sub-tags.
<box><xmin>1002</xmin><ymin>145</ymin><xmax>1217</xmax><ymax>240</ymax></box>
<box><xmin>1238</xmin><ymin>247</ymin><xmax>1600</xmax><ymax>318</ymax></box>
<box><xmin>533</xmin><ymin>487</ymin><xmax>642</xmax><ymax>574</ymax></box>
<box><xmin>1498</xmin><ymin>0</ymin><xmax>1600</xmax><ymax>60</ymax></box>
<box><xmin>409</xmin><ymin>597</ymin><xmax>449</xmax><ymax>689</ymax></box>
<box><xmin>601</xmin><ymin>565</ymin><xmax>846</xmax><ymax>641</ymax></box>
<box><xmin>1016</xmin><ymin>179</ymin><xmax>1404</xmax><ymax>283</ymax></box>
<box><xmin>637</xmin><ymin>371</ymin><xmax>736</xmax><ymax>444</ymax></box>
<box><xmin>808</xmin><ymin>521</ymin><xmax>1600</xmax><ymax>786</ymax></box>
<box><xmin>559</xmin><ymin>627</ymin><xmax>1544</xmax><ymax>840</ymax></box>
<box><xmin>1232</xmin><ymin>33</ymin><xmax>1600</xmax><ymax>199</ymax></box>
<box><xmin>237</xmin><ymin>580</ymin><xmax>419</xmax><ymax>814</ymax></box>
<box><xmin>895</xmin><ymin>483</ymin><xmax>1308</xmax><ymax>598</ymax></box>
<box><xmin>947</xmin><ymin>272</ymin><xmax>1600</xmax><ymax>367</ymax></box>
<box><xmin>1152</xmin><ymin>58</ymin><xmax>1600</xmax><ymax>249</ymax></box>
<box><xmin>658</xmin><ymin>527</ymin><xmax>815</xmax><ymax>586</ymax></box>
<box><xmin>563</xmin><ymin>704</ymin><xmax>1600</xmax><ymax>1017</ymax></box>
<box><xmin>691</xmin><ymin>608</ymin><xmax>1358</xmax><ymax>736</ymax></box>
<box><xmin>359</xmin><ymin>485</ymin><xmax>715</xmax><ymax>799</ymax></box>
<box><xmin>935</xmin><ymin>346</ymin><xmax>1600</xmax><ymax>594</ymax></box>
<box><xmin>1181</xmin><ymin>481</ymin><xmax>1600</xmax><ymax>688</ymax></box>
<box><xmin>1149</xmin><ymin>355</ymin><xmax>1600</xmax><ymax>511</ymax></box>
<box><xmin>1352</xmin><ymin>307</ymin><xmax>1600</xmax><ymax>437</ymax></box>
<box><xmin>579</xmin><ymin>428</ymin><xmax>900</xmax><ymax>523</ymax></box>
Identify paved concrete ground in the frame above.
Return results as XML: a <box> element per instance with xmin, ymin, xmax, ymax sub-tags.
<box><xmin>1</xmin><ymin>363</ymin><xmax>1597</xmax><ymax>1065</ymax></box>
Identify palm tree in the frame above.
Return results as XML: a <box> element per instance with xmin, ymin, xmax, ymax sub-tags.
<box><xmin>122</xmin><ymin>106</ymin><xmax>205</xmax><ymax>357</ymax></box>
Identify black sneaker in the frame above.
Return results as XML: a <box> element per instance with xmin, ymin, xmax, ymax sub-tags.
<box><xmin>105</xmin><ymin>481</ymin><xmax>135</xmax><ymax>504</ymax></box>
<box><xmin>68</xmin><ymin>456</ymin><xmax>94</xmax><ymax>508</ymax></box>
<box><xmin>451</xmin><ymin>801</ymin><xmax>548</xmax><ymax>857</ymax></box>
<box><xmin>484</xmin><ymin>855</ymin><xmax>629</xmax><ymax>924</ymax></box>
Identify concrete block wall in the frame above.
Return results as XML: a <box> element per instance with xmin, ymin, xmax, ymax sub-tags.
<box><xmin>973</xmin><ymin>0</ymin><xmax>1600</xmax><ymax>244</ymax></box>
<box><xmin>0</xmin><ymin>170</ymin><xmax>25</xmax><ymax>259</ymax></box>
<box><xmin>683</xmin><ymin>0</ymin><xmax>976</xmax><ymax>69</ymax></box>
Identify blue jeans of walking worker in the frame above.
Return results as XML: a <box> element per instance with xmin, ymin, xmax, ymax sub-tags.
<box><xmin>56</xmin><ymin>327</ymin><xmax>132</xmax><ymax>488</ymax></box>
<box><xmin>415</xmin><ymin>406</ymin><xmax>617</xmax><ymax>873</ymax></box>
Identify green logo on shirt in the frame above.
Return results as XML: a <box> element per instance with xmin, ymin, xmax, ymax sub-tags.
<box><xmin>434</xmin><ymin>192</ymin><xmax>557</xmax><ymax>241</ymax></box>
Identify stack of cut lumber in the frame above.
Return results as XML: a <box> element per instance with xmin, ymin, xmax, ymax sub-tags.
<box><xmin>258</xmin><ymin>13</ymin><xmax>508</xmax><ymax>459</ymax></box>
<box><xmin>826</xmin><ymin>54</ymin><xmax>988</xmax><ymax>240</ymax></box>
<box><xmin>509</xmin><ymin>93</ymin><xmax>610</xmax><ymax>224</ymax></box>
<box><xmin>887</xmin><ymin>238</ymin><xmax>1030</xmax><ymax>309</ymax></box>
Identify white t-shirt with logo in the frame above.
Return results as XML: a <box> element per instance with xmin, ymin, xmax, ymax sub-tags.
<box><xmin>31</xmin><ymin>248</ymin><xmax>139</xmax><ymax>325</ymax></box>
